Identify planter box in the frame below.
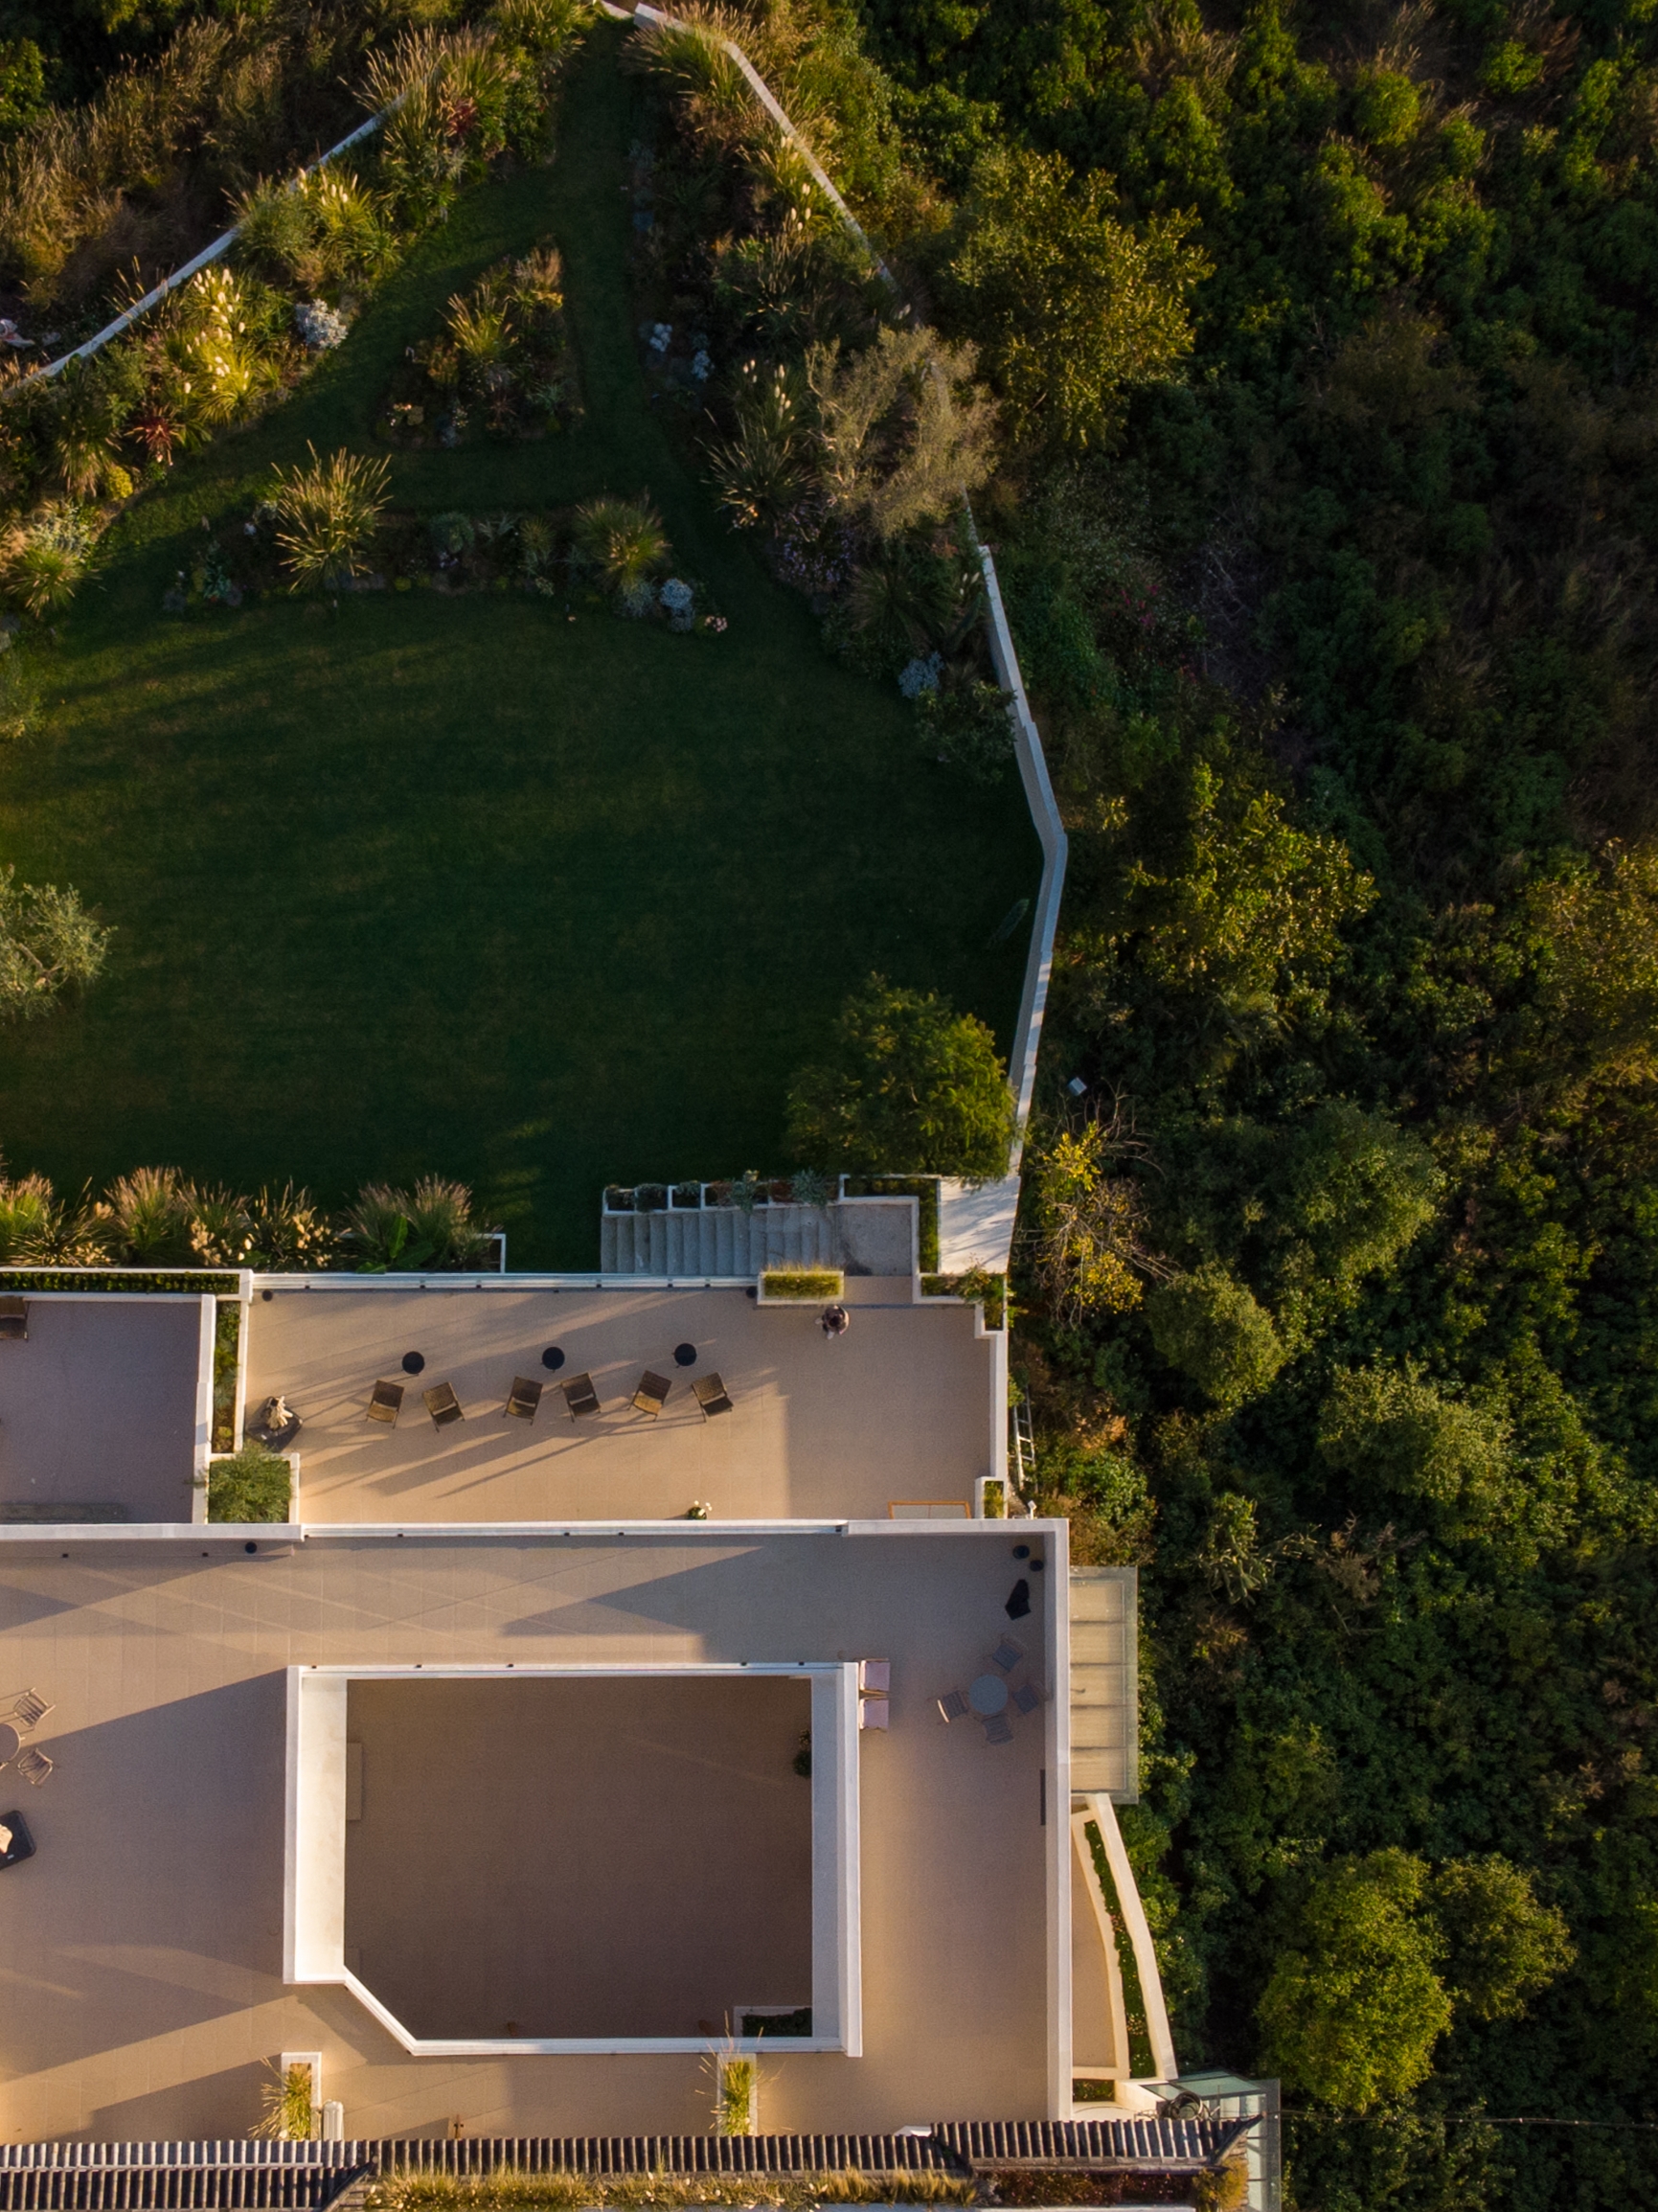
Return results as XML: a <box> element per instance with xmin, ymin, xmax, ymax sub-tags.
<box><xmin>757</xmin><ymin>1269</ymin><xmax>845</xmax><ymax>1304</ymax></box>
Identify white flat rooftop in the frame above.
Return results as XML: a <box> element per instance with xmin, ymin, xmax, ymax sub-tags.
<box><xmin>0</xmin><ymin>1521</ymin><xmax>1067</xmax><ymax>2142</ymax></box>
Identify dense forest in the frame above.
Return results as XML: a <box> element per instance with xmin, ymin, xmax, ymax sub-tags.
<box><xmin>2</xmin><ymin>0</ymin><xmax>1657</xmax><ymax>2204</ymax></box>
<box><xmin>832</xmin><ymin>0</ymin><xmax>1658</xmax><ymax>2204</ymax></box>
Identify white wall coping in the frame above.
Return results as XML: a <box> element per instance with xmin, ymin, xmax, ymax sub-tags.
<box><xmin>284</xmin><ymin>1660</ymin><xmax>861</xmax><ymax>2055</ymax></box>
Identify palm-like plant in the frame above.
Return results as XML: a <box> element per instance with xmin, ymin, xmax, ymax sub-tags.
<box><xmin>705</xmin><ymin>361</ymin><xmax>808</xmax><ymax>529</ymax></box>
<box><xmin>572</xmin><ymin>497</ymin><xmax>670</xmax><ymax>595</ymax></box>
<box><xmin>343</xmin><ymin>1177</ymin><xmax>495</xmax><ymax>1270</ymax></box>
<box><xmin>446</xmin><ymin>293</ymin><xmax>514</xmax><ymax>391</ymax></box>
<box><xmin>1</xmin><ymin>503</ymin><xmax>99</xmax><ymax>619</ymax></box>
<box><xmin>268</xmin><ymin>444</ymin><xmax>391</xmax><ymax>589</ymax></box>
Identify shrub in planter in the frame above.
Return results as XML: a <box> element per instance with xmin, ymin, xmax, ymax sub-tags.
<box><xmin>204</xmin><ymin>1441</ymin><xmax>291</xmax><ymax>1523</ymax></box>
<box><xmin>761</xmin><ymin>1268</ymin><xmax>845</xmax><ymax>1299</ymax></box>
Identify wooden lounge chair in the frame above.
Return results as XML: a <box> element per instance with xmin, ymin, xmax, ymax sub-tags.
<box><xmin>858</xmin><ymin>1696</ymin><xmax>889</xmax><ymax>1731</ymax></box>
<box><xmin>504</xmin><ymin>1377</ymin><xmax>543</xmax><ymax>1422</ymax></box>
<box><xmin>693</xmin><ymin>1372</ymin><xmax>734</xmax><ymax>1419</ymax></box>
<box><xmin>1</xmin><ymin>1690</ymin><xmax>52</xmax><ymax>1733</ymax></box>
<box><xmin>422</xmin><ymin>1382</ymin><xmax>463</xmax><ymax>1429</ymax></box>
<box><xmin>561</xmin><ymin>1372</ymin><xmax>601</xmax><ymax>1419</ymax></box>
<box><xmin>13</xmin><ymin>1745</ymin><xmax>52</xmax><ymax>1786</ymax></box>
<box><xmin>366</xmin><ymin>1380</ymin><xmax>403</xmax><ymax>1427</ymax></box>
<box><xmin>631</xmin><ymin>1370</ymin><xmax>671</xmax><ymax>1418</ymax></box>
<box><xmin>936</xmin><ymin>1688</ymin><xmax>968</xmax><ymax>1724</ymax></box>
<box><xmin>859</xmin><ymin>1659</ymin><xmax>891</xmax><ymax>1694</ymax></box>
<box><xmin>0</xmin><ymin>1296</ymin><xmax>26</xmax><ymax>1341</ymax></box>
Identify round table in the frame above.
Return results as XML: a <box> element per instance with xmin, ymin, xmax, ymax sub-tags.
<box><xmin>400</xmin><ymin>1351</ymin><xmax>425</xmax><ymax>1376</ymax></box>
<box><xmin>0</xmin><ymin>1723</ymin><xmax>21</xmax><ymax>1765</ymax></box>
<box><xmin>673</xmin><ymin>1342</ymin><xmax>697</xmax><ymax>1368</ymax></box>
<box><xmin>541</xmin><ymin>1346</ymin><xmax>565</xmax><ymax>1372</ymax></box>
<box><xmin>968</xmin><ymin>1673</ymin><xmax>1008</xmax><ymax>1719</ymax></box>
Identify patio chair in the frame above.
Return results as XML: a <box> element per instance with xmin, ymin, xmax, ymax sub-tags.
<box><xmin>13</xmin><ymin>1745</ymin><xmax>52</xmax><ymax>1786</ymax></box>
<box><xmin>982</xmin><ymin>1711</ymin><xmax>1013</xmax><ymax>1746</ymax></box>
<box><xmin>859</xmin><ymin>1658</ymin><xmax>891</xmax><ymax>1694</ymax></box>
<box><xmin>859</xmin><ymin>1696</ymin><xmax>889</xmax><ymax>1731</ymax></box>
<box><xmin>988</xmin><ymin>1633</ymin><xmax>1025</xmax><ymax>1676</ymax></box>
<box><xmin>0</xmin><ymin>1297</ymin><xmax>26</xmax><ymax>1341</ymax></box>
<box><xmin>936</xmin><ymin>1687</ymin><xmax>968</xmax><ymax>1724</ymax></box>
<box><xmin>0</xmin><ymin>1690</ymin><xmax>52</xmax><ymax>1733</ymax></box>
<box><xmin>693</xmin><ymin>1372</ymin><xmax>734</xmax><ymax>1419</ymax></box>
<box><xmin>1011</xmin><ymin>1680</ymin><xmax>1042</xmax><ymax>1717</ymax></box>
<box><xmin>422</xmin><ymin>1382</ymin><xmax>464</xmax><ymax>1430</ymax></box>
<box><xmin>631</xmin><ymin>1370</ymin><xmax>671</xmax><ymax>1419</ymax></box>
<box><xmin>366</xmin><ymin>1380</ymin><xmax>403</xmax><ymax>1427</ymax></box>
<box><xmin>504</xmin><ymin>1377</ymin><xmax>543</xmax><ymax>1422</ymax></box>
<box><xmin>561</xmin><ymin>1372</ymin><xmax>601</xmax><ymax>1419</ymax></box>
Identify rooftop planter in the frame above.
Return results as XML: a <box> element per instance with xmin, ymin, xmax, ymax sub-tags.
<box><xmin>758</xmin><ymin>1268</ymin><xmax>844</xmax><ymax>1303</ymax></box>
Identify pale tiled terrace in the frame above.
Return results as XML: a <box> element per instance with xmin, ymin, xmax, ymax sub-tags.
<box><xmin>0</xmin><ymin>1523</ymin><xmax>1062</xmax><ymax>2141</ymax></box>
<box><xmin>0</xmin><ymin>1297</ymin><xmax>205</xmax><ymax>1525</ymax></box>
<box><xmin>244</xmin><ymin>1284</ymin><xmax>999</xmax><ymax>1524</ymax></box>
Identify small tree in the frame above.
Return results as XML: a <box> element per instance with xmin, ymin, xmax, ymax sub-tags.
<box><xmin>806</xmin><ymin>325</ymin><xmax>997</xmax><ymax>541</ymax></box>
<box><xmin>1145</xmin><ymin>1263</ymin><xmax>1285</xmax><ymax>1407</ymax></box>
<box><xmin>1431</xmin><ymin>1857</ymin><xmax>1574</xmax><ymax>2021</ymax></box>
<box><xmin>1318</xmin><ymin>1364</ymin><xmax>1509</xmax><ymax>1513</ymax></box>
<box><xmin>944</xmin><ymin>145</ymin><xmax>1209</xmax><ymax>449</ymax></box>
<box><xmin>1257</xmin><ymin>1850</ymin><xmax>1452</xmax><ymax>2109</ymax></box>
<box><xmin>0</xmin><ymin>865</ymin><xmax>111</xmax><ymax>1018</ymax></box>
<box><xmin>785</xmin><ymin>975</ymin><xmax>1013</xmax><ymax>1178</ymax></box>
<box><xmin>269</xmin><ymin>444</ymin><xmax>391</xmax><ymax>589</ymax></box>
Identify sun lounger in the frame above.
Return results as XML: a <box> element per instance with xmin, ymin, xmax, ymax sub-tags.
<box><xmin>561</xmin><ymin>1372</ymin><xmax>600</xmax><ymax>1419</ymax></box>
<box><xmin>693</xmin><ymin>1372</ymin><xmax>734</xmax><ymax>1418</ymax></box>
<box><xmin>859</xmin><ymin>1696</ymin><xmax>889</xmax><ymax>1731</ymax></box>
<box><xmin>366</xmin><ymin>1380</ymin><xmax>403</xmax><ymax>1426</ymax></box>
<box><xmin>631</xmin><ymin>1369</ymin><xmax>671</xmax><ymax>1418</ymax></box>
<box><xmin>422</xmin><ymin>1381</ymin><xmax>463</xmax><ymax>1429</ymax></box>
<box><xmin>504</xmin><ymin>1377</ymin><xmax>543</xmax><ymax>1421</ymax></box>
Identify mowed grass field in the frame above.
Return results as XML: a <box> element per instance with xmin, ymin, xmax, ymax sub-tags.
<box><xmin>0</xmin><ymin>23</ymin><xmax>1038</xmax><ymax>1266</ymax></box>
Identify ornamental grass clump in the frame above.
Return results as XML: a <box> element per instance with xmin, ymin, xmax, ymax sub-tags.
<box><xmin>268</xmin><ymin>443</ymin><xmax>390</xmax><ymax>588</ymax></box>
<box><xmin>572</xmin><ymin>496</ymin><xmax>670</xmax><ymax>611</ymax></box>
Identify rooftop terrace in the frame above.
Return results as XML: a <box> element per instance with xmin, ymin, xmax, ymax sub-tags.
<box><xmin>0</xmin><ymin>1522</ymin><xmax>1061</xmax><ymax>2140</ymax></box>
<box><xmin>243</xmin><ymin>1281</ymin><xmax>1001</xmax><ymax>1525</ymax></box>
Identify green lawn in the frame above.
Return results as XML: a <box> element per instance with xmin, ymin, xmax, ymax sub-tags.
<box><xmin>0</xmin><ymin>23</ymin><xmax>1038</xmax><ymax>1266</ymax></box>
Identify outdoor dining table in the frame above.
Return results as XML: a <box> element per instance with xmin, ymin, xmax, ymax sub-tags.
<box><xmin>0</xmin><ymin>1724</ymin><xmax>22</xmax><ymax>1766</ymax></box>
<box><xmin>968</xmin><ymin>1673</ymin><xmax>1009</xmax><ymax>1718</ymax></box>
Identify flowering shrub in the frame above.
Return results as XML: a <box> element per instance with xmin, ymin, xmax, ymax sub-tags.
<box><xmin>660</xmin><ymin>575</ymin><xmax>694</xmax><ymax>630</ymax></box>
<box><xmin>294</xmin><ymin>301</ymin><xmax>349</xmax><ymax>352</ymax></box>
<box><xmin>898</xmin><ymin>651</ymin><xmax>943</xmax><ymax>698</ymax></box>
